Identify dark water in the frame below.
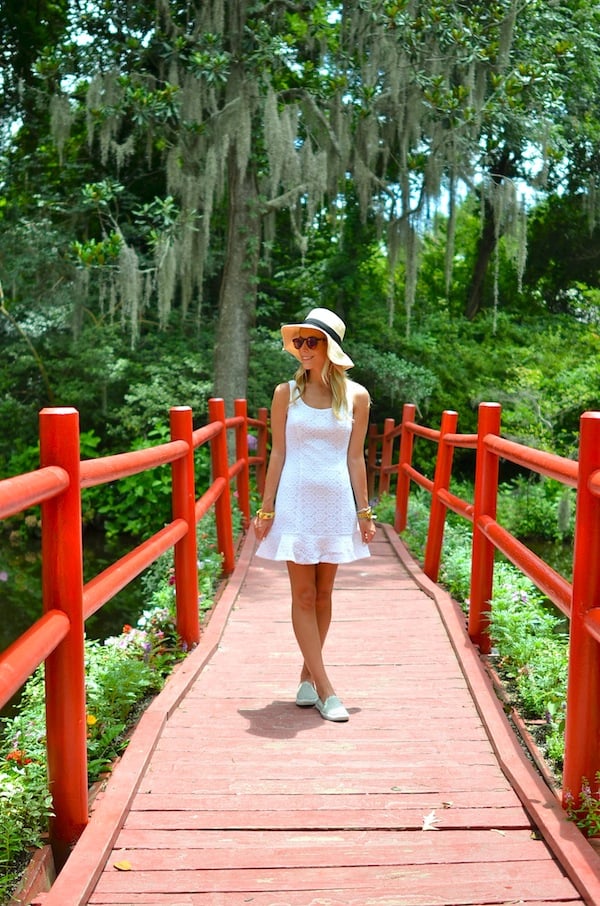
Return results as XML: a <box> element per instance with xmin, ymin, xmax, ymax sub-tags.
<box><xmin>0</xmin><ymin>530</ymin><xmax>146</xmax><ymax>651</ymax></box>
<box><xmin>527</xmin><ymin>537</ymin><xmax>574</xmax><ymax>582</ymax></box>
<box><xmin>0</xmin><ymin>531</ymin><xmax>146</xmax><ymax>717</ymax></box>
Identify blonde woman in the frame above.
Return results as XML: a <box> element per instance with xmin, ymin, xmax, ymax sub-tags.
<box><xmin>254</xmin><ymin>308</ymin><xmax>376</xmax><ymax>722</ymax></box>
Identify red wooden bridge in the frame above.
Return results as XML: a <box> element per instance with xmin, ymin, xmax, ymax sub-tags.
<box><xmin>3</xmin><ymin>400</ymin><xmax>600</xmax><ymax>904</ymax></box>
<box><xmin>36</xmin><ymin>523</ymin><xmax>600</xmax><ymax>905</ymax></box>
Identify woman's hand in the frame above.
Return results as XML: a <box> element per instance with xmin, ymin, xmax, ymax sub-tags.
<box><xmin>253</xmin><ymin>510</ymin><xmax>275</xmax><ymax>542</ymax></box>
<box><xmin>360</xmin><ymin>518</ymin><xmax>377</xmax><ymax>544</ymax></box>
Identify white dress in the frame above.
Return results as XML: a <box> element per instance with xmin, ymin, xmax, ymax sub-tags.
<box><xmin>255</xmin><ymin>380</ymin><xmax>371</xmax><ymax>565</ymax></box>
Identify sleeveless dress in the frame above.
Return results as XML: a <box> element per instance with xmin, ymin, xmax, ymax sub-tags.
<box><xmin>255</xmin><ymin>380</ymin><xmax>371</xmax><ymax>565</ymax></box>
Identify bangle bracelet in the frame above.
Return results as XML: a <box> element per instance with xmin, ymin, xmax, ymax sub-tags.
<box><xmin>357</xmin><ymin>506</ymin><xmax>376</xmax><ymax>521</ymax></box>
<box><xmin>256</xmin><ymin>508</ymin><xmax>275</xmax><ymax>520</ymax></box>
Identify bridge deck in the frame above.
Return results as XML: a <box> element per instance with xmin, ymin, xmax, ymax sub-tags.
<box><xmin>40</xmin><ymin>524</ymin><xmax>600</xmax><ymax>906</ymax></box>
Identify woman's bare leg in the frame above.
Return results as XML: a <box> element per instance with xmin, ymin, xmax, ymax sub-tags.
<box><xmin>287</xmin><ymin>561</ymin><xmax>338</xmax><ymax>701</ymax></box>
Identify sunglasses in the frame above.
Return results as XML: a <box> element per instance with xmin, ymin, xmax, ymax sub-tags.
<box><xmin>292</xmin><ymin>336</ymin><xmax>326</xmax><ymax>350</ymax></box>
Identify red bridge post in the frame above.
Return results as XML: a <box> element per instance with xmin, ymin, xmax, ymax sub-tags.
<box><xmin>469</xmin><ymin>402</ymin><xmax>502</xmax><ymax>654</ymax></box>
<box><xmin>395</xmin><ymin>403</ymin><xmax>416</xmax><ymax>532</ymax></box>
<box><xmin>562</xmin><ymin>411</ymin><xmax>600</xmax><ymax>810</ymax></box>
<box><xmin>209</xmin><ymin>398</ymin><xmax>235</xmax><ymax>575</ymax></box>
<box><xmin>39</xmin><ymin>407</ymin><xmax>88</xmax><ymax>867</ymax></box>
<box><xmin>170</xmin><ymin>406</ymin><xmax>200</xmax><ymax>647</ymax></box>
<box><xmin>234</xmin><ymin>398</ymin><xmax>251</xmax><ymax>529</ymax></box>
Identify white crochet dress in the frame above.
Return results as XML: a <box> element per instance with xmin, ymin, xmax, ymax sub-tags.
<box><xmin>255</xmin><ymin>381</ymin><xmax>371</xmax><ymax>565</ymax></box>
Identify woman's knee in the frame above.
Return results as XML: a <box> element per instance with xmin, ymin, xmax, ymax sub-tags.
<box><xmin>315</xmin><ymin>590</ymin><xmax>332</xmax><ymax>613</ymax></box>
<box><xmin>292</xmin><ymin>586</ymin><xmax>317</xmax><ymax>612</ymax></box>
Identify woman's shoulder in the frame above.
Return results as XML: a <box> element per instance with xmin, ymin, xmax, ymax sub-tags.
<box><xmin>273</xmin><ymin>379</ymin><xmax>294</xmax><ymax>396</ymax></box>
<box><xmin>346</xmin><ymin>379</ymin><xmax>370</xmax><ymax>404</ymax></box>
<box><xmin>271</xmin><ymin>380</ymin><xmax>296</xmax><ymax>408</ymax></box>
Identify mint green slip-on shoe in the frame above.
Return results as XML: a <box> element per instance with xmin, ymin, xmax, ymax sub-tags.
<box><xmin>315</xmin><ymin>694</ymin><xmax>349</xmax><ymax>722</ymax></box>
<box><xmin>295</xmin><ymin>681</ymin><xmax>319</xmax><ymax>707</ymax></box>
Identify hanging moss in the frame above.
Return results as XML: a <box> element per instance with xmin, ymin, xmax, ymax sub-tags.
<box><xmin>155</xmin><ymin>239</ymin><xmax>177</xmax><ymax>328</ymax></box>
<box><xmin>49</xmin><ymin>94</ymin><xmax>72</xmax><ymax>165</ymax></box>
<box><xmin>117</xmin><ymin>243</ymin><xmax>143</xmax><ymax>347</ymax></box>
<box><xmin>69</xmin><ymin>0</ymin><xmax>541</xmax><ymax>350</ymax></box>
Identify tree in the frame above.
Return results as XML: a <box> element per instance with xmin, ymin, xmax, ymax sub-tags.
<box><xmin>6</xmin><ymin>0</ymin><xmax>600</xmax><ymax>412</ymax></box>
<box><xmin>463</xmin><ymin>0</ymin><xmax>600</xmax><ymax>318</ymax></box>
<box><xmin>335</xmin><ymin>1</ymin><xmax>600</xmax><ymax>323</ymax></box>
<box><xmin>33</xmin><ymin>0</ymin><xmax>350</xmax><ymax>412</ymax></box>
<box><xmin>0</xmin><ymin>0</ymin><xmax>69</xmax><ymax>114</ymax></box>
<box><xmin>21</xmin><ymin>3</ymin><xmax>527</xmax><ymax>398</ymax></box>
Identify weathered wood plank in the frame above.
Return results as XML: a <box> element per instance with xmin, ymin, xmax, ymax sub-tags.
<box><xmin>130</xmin><ymin>788</ymin><xmax>522</xmax><ymax>810</ymax></box>
<box><xmin>89</xmin><ymin>860</ymin><xmax>579</xmax><ymax>899</ymax></box>
<box><xmin>122</xmin><ymin>806</ymin><xmax>531</xmax><ymax>833</ymax></box>
<box><xmin>106</xmin><ymin>827</ymin><xmax>550</xmax><ymax>866</ymax></box>
<box><xmin>88</xmin><ymin>896</ymin><xmax>580</xmax><ymax>906</ymax></box>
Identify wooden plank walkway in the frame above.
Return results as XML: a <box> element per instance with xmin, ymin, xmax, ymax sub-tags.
<box><xmin>39</xmin><ymin>524</ymin><xmax>600</xmax><ymax>906</ymax></box>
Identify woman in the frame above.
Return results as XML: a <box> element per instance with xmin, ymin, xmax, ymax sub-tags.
<box><xmin>254</xmin><ymin>308</ymin><xmax>376</xmax><ymax>722</ymax></box>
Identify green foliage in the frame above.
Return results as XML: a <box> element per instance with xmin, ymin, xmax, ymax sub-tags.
<box><xmin>489</xmin><ymin>565</ymin><xmax>568</xmax><ymax>730</ymax></box>
<box><xmin>0</xmin><ymin>674</ymin><xmax>53</xmax><ymax>902</ymax></box>
<box><xmin>115</xmin><ymin>361</ymin><xmax>212</xmax><ymax>441</ymax></box>
<box><xmin>71</xmin><ymin>232</ymin><xmax>122</xmax><ymax>267</ymax></box>
<box><xmin>497</xmin><ymin>477</ymin><xmax>575</xmax><ymax>543</ymax></box>
<box><xmin>566</xmin><ymin>773</ymin><xmax>600</xmax><ymax>838</ymax></box>
<box><xmin>0</xmin><ymin>0</ymin><xmax>70</xmax><ymax>114</ymax></box>
<box><xmin>0</xmin><ymin>756</ymin><xmax>53</xmax><ymax>901</ymax></box>
<box><xmin>392</xmin><ymin>488</ymin><xmax>430</xmax><ymax>561</ymax></box>
<box><xmin>438</xmin><ymin>523</ymin><xmax>476</xmax><ymax>603</ymax></box>
<box><xmin>391</xmin><ymin>302</ymin><xmax>600</xmax><ymax>472</ymax></box>
<box><xmin>84</xmin><ymin>637</ymin><xmax>163</xmax><ymax>777</ymax></box>
<box><xmin>370</xmin><ymin>492</ymin><xmax>396</xmax><ymax>527</ymax></box>
<box><xmin>247</xmin><ymin>327</ymin><xmax>295</xmax><ymax>411</ymax></box>
<box><xmin>350</xmin><ymin>343</ymin><xmax>438</xmax><ymax>425</ymax></box>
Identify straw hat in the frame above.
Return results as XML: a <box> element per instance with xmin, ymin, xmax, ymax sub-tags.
<box><xmin>281</xmin><ymin>308</ymin><xmax>354</xmax><ymax>370</ymax></box>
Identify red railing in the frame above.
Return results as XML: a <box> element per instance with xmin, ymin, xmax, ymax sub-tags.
<box><xmin>368</xmin><ymin>401</ymin><xmax>600</xmax><ymax>814</ymax></box>
<box><xmin>3</xmin><ymin>393</ymin><xmax>599</xmax><ymax>859</ymax></box>
<box><xmin>0</xmin><ymin>398</ymin><xmax>268</xmax><ymax>866</ymax></box>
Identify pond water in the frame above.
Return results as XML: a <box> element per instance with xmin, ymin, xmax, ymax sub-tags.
<box><xmin>0</xmin><ymin>531</ymin><xmax>147</xmax><ymax>717</ymax></box>
<box><xmin>527</xmin><ymin>537</ymin><xmax>574</xmax><ymax>582</ymax></box>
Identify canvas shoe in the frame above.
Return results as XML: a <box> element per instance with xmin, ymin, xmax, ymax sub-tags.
<box><xmin>295</xmin><ymin>681</ymin><xmax>319</xmax><ymax>707</ymax></box>
<box><xmin>315</xmin><ymin>694</ymin><xmax>349</xmax><ymax>722</ymax></box>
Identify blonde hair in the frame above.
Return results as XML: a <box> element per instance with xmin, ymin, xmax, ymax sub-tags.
<box><xmin>293</xmin><ymin>361</ymin><xmax>349</xmax><ymax>418</ymax></box>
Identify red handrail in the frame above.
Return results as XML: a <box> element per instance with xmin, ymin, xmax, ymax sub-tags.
<box><xmin>5</xmin><ymin>393</ymin><xmax>599</xmax><ymax>849</ymax></box>
<box><xmin>369</xmin><ymin>401</ymin><xmax>600</xmax><ymax>817</ymax></box>
<box><xmin>0</xmin><ymin>398</ymin><xmax>268</xmax><ymax>865</ymax></box>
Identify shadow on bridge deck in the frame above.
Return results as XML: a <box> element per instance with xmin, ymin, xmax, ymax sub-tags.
<box><xmin>38</xmin><ymin>524</ymin><xmax>600</xmax><ymax>906</ymax></box>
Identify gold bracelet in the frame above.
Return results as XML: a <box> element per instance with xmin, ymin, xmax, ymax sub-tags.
<box><xmin>357</xmin><ymin>506</ymin><xmax>376</xmax><ymax>520</ymax></box>
<box><xmin>256</xmin><ymin>508</ymin><xmax>275</xmax><ymax>520</ymax></box>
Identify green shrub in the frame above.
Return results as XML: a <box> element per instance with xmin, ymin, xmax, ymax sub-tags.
<box><xmin>0</xmin><ymin>673</ymin><xmax>54</xmax><ymax>903</ymax></box>
<box><xmin>565</xmin><ymin>773</ymin><xmax>600</xmax><ymax>838</ymax></box>
<box><xmin>497</xmin><ymin>477</ymin><xmax>575</xmax><ymax>542</ymax></box>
